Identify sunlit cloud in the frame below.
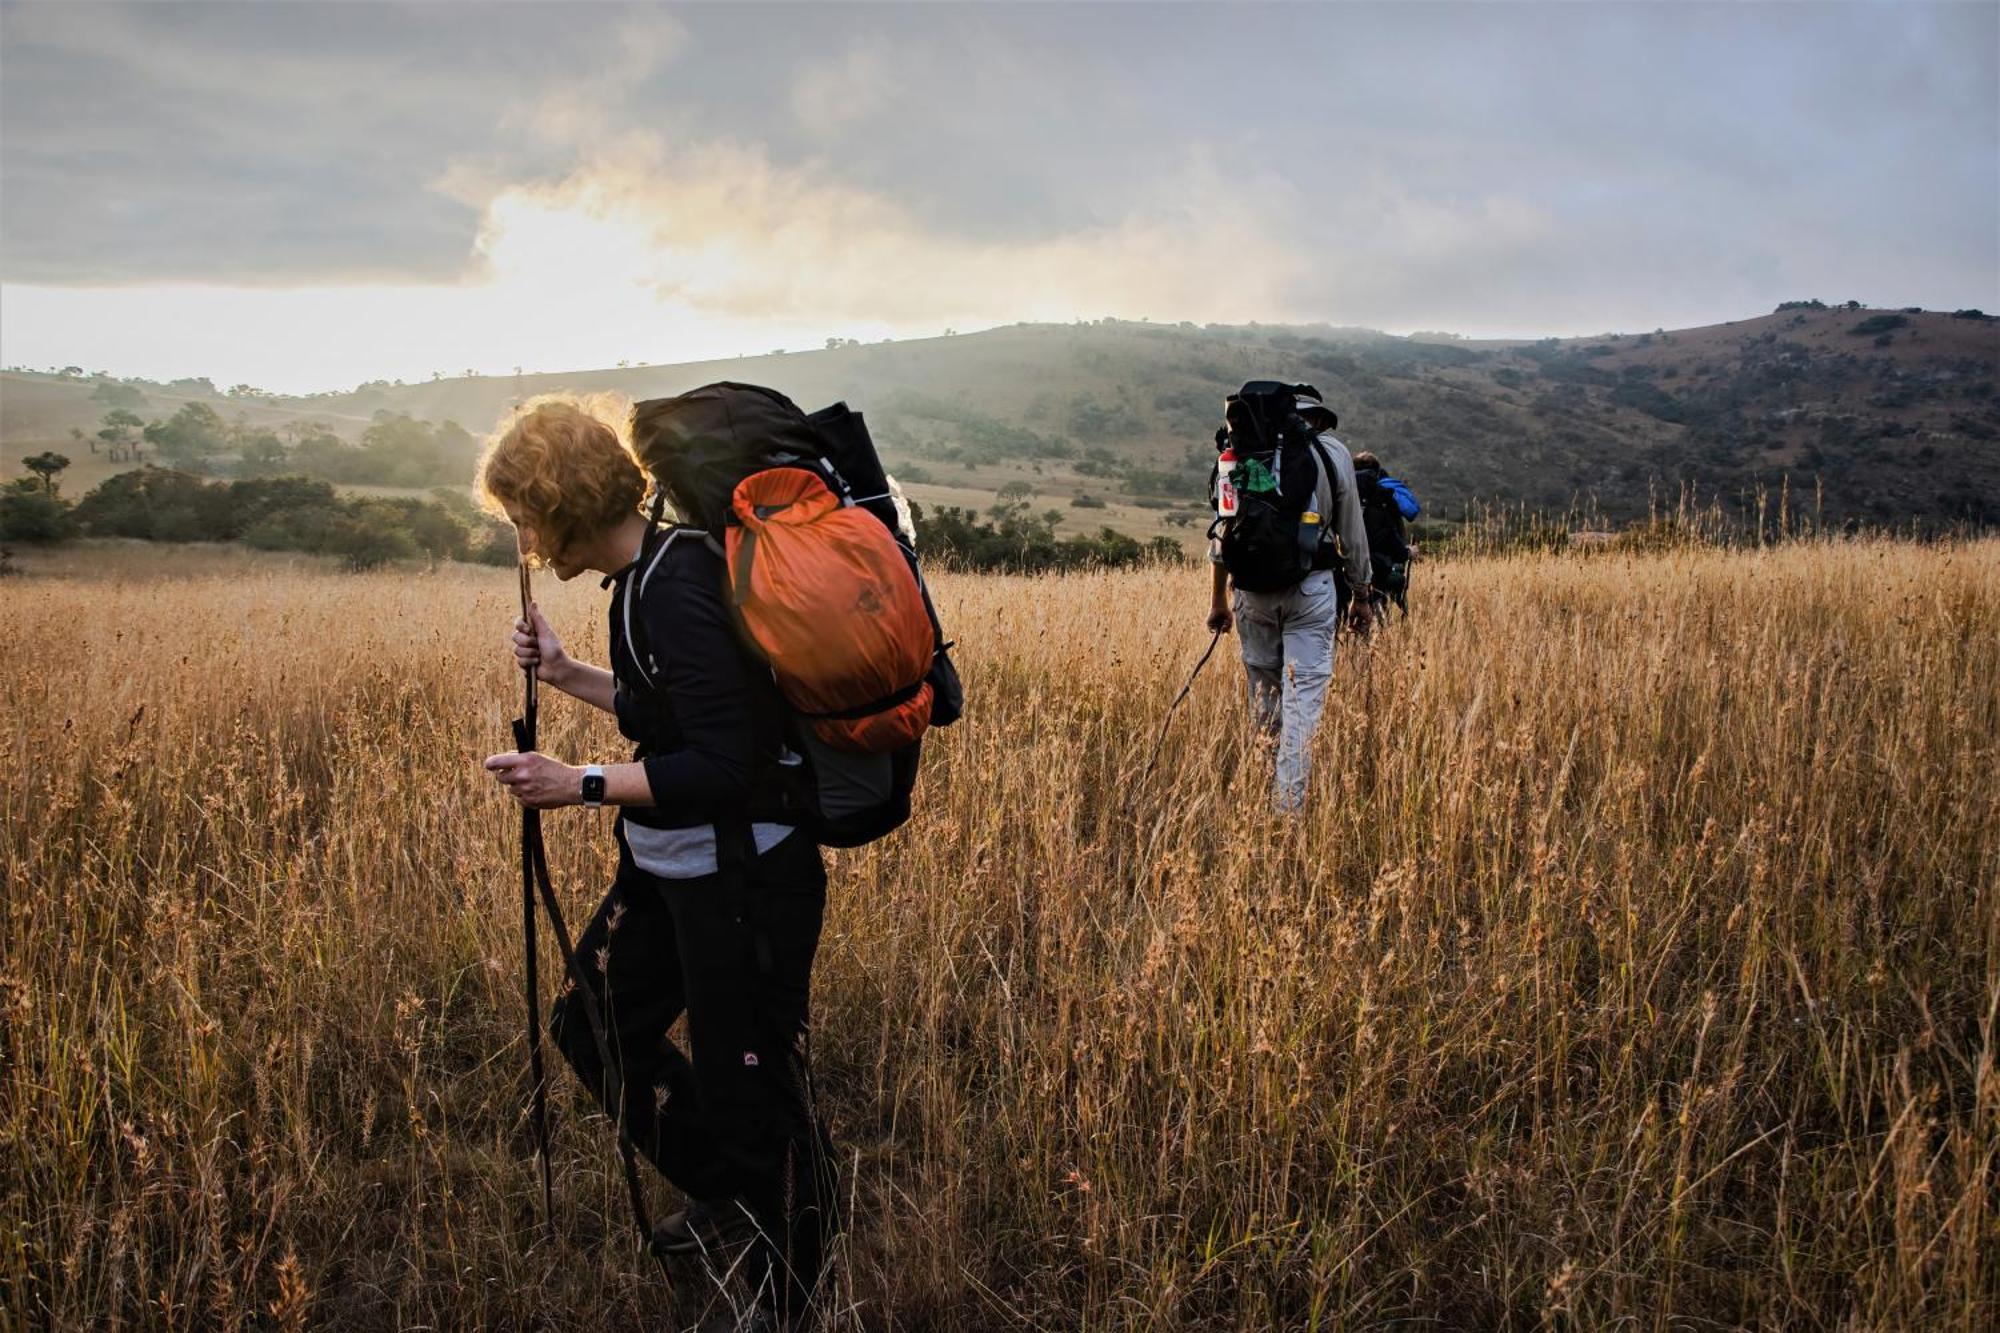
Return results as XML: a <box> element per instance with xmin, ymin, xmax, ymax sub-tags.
<box><xmin>473</xmin><ymin>136</ymin><xmax>1310</xmax><ymax>327</ymax></box>
<box><xmin>2</xmin><ymin>137</ymin><xmax>1329</xmax><ymax>393</ymax></box>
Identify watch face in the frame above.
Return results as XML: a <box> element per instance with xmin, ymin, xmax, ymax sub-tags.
<box><xmin>581</xmin><ymin>773</ymin><xmax>606</xmax><ymax>803</ymax></box>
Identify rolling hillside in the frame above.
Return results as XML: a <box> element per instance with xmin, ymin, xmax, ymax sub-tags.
<box><xmin>7</xmin><ymin>304</ymin><xmax>1996</xmax><ymax>533</ymax></box>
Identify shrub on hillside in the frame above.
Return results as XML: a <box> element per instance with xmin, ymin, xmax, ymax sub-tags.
<box><xmin>914</xmin><ymin>502</ymin><xmax>1179</xmax><ymax>574</ymax></box>
<box><xmin>1066</xmin><ymin>397</ymin><xmax>1124</xmax><ymax>441</ymax></box>
<box><xmin>1611</xmin><ymin>381</ymin><xmax>1687</xmax><ymax>424</ymax></box>
<box><xmin>70</xmin><ymin>467</ymin><xmax>507</xmax><ymax>568</ymax></box>
<box><xmin>0</xmin><ymin>482</ymin><xmax>77</xmax><ymax>543</ymax></box>
<box><xmin>327</xmin><ymin>509</ymin><xmax>421</xmax><ymax>570</ymax></box>
<box><xmin>1152</xmin><ymin>386</ymin><xmax>1223</xmax><ymax>434</ymax></box>
<box><xmin>89</xmin><ymin>380</ymin><xmax>147</xmax><ymax>409</ymax></box>
<box><xmin>245</xmin><ymin>504</ymin><xmax>419</xmax><ymax>569</ymax></box>
<box><xmin>1847</xmin><ymin>314</ymin><xmax>1909</xmax><ymax>337</ymax></box>
<box><xmin>292</xmin><ymin>413</ymin><xmax>480</xmax><ymax>487</ymax></box>
<box><xmin>74</xmin><ymin>468</ymin><xmax>229</xmax><ymax>539</ymax></box>
<box><xmin>74</xmin><ymin>470</ymin><xmax>344</xmax><ymax>542</ymax></box>
<box><xmin>142</xmin><ymin>402</ymin><xmax>230</xmax><ymax>469</ymax></box>
<box><xmin>886</xmin><ymin>393</ymin><xmax>1072</xmax><ymax>461</ymax></box>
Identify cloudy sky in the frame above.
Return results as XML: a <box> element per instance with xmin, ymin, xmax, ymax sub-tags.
<box><xmin>2</xmin><ymin>1</ymin><xmax>1994</xmax><ymax>394</ymax></box>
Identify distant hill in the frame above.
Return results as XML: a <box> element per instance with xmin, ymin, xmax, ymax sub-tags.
<box><xmin>6</xmin><ymin>305</ymin><xmax>1996</xmax><ymax>535</ymax></box>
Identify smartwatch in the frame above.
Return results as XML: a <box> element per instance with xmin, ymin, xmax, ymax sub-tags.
<box><xmin>580</xmin><ymin>764</ymin><xmax>606</xmax><ymax>809</ymax></box>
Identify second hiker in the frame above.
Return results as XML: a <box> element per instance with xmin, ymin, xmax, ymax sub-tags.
<box><xmin>1348</xmin><ymin>449</ymin><xmax>1421</xmax><ymax>620</ymax></box>
<box><xmin>1205</xmin><ymin>382</ymin><xmax>1371</xmax><ymax>812</ymax></box>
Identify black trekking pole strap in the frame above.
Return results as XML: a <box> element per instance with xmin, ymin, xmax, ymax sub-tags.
<box><xmin>1115</xmin><ymin>627</ymin><xmax>1226</xmax><ymax>893</ymax></box>
<box><xmin>522</xmin><ymin>818</ymin><xmax>668</xmax><ymax>1274</ymax></box>
<box><xmin>516</xmin><ymin>720</ymin><xmax>554</xmax><ymax>1230</ymax></box>
<box><xmin>1140</xmin><ymin>628</ymin><xmax>1223</xmax><ymax>782</ymax></box>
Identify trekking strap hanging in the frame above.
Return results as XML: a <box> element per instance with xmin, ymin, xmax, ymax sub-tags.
<box><xmin>1140</xmin><ymin>628</ymin><xmax>1223</xmax><ymax>782</ymax></box>
<box><xmin>514</xmin><ymin>560</ymin><xmax>670</xmax><ymax>1279</ymax></box>
<box><xmin>1115</xmin><ymin>627</ymin><xmax>1225</xmax><ymax>894</ymax></box>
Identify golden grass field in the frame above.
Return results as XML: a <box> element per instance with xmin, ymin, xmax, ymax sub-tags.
<box><xmin>3</xmin><ymin>538</ymin><xmax>1997</xmax><ymax>1331</ymax></box>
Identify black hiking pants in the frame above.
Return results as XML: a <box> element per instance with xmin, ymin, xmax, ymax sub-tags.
<box><xmin>550</xmin><ymin>824</ymin><xmax>836</xmax><ymax>1321</ymax></box>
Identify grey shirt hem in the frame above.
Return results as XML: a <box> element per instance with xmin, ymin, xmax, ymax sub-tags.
<box><xmin>622</xmin><ymin>819</ymin><xmax>796</xmax><ymax>880</ymax></box>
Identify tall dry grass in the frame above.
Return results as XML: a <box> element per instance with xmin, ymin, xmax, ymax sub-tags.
<box><xmin>3</xmin><ymin>538</ymin><xmax>1996</xmax><ymax>1330</ymax></box>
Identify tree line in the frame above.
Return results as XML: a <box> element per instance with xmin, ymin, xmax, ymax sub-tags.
<box><xmin>63</xmin><ymin>402</ymin><xmax>483</xmax><ymax>488</ymax></box>
<box><xmin>912</xmin><ymin>498</ymin><xmax>1182</xmax><ymax>574</ymax></box>
<box><xmin>2</xmin><ymin>456</ymin><xmax>1180</xmax><ymax>576</ymax></box>
<box><xmin>0</xmin><ymin>465</ymin><xmax>515</xmax><ymax>570</ymax></box>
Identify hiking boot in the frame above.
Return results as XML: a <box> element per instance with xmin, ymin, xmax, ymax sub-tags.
<box><xmin>652</xmin><ymin>1197</ymin><xmax>758</xmax><ymax>1258</ymax></box>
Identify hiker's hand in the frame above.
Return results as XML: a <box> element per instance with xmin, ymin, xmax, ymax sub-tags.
<box><xmin>1346</xmin><ymin>598</ymin><xmax>1374</xmax><ymax>637</ymax></box>
<box><xmin>483</xmin><ymin>750</ymin><xmax>580</xmax><ymax>809</ymax></box>
<box><xmin>512</xmin><ymin>602</ymin><xmax>569</xmax><ymax>685</ymax></box>
<box><xmin>1207</xmin><ymin>604</ymin><xmax>1233</xmax><ymax>635</ymax></box>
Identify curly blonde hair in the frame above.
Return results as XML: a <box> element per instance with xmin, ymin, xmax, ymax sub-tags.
<box><xmin>476</xmin><ymin>394</ymin><xmax>646</xmax><ymax>564</ymax></box>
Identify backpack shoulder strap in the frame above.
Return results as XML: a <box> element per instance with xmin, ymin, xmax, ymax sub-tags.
<box><xmin>1308</xmin><ymin>437</ymin><xmax>1340</xmax><ymax>518</ymax></box>
<box><xmin>623</xmin><ymin>526</ymin><xmax>708</xmax><ymax>687</ymax></box>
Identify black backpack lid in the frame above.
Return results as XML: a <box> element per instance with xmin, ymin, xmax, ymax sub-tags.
<box><xmin>630</xmin><ymin>382</ymin><xmax>821</xmax><ymax>466</ymax></box>
<box><xmin>1228</xmin><ymin>379</ymin><xmax>1336</xmax><ymax>438</ymax></box>
<box><xmin>630</xmin><ymin>382</ymin><xmax>825</xmax><ymax>530</ymax></box>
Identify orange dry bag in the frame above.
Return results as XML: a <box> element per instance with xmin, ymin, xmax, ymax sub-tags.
<box><xmin>726</xmin><ymin>467</ymin><xmax>935</xmax><ymax>753</ymax></box>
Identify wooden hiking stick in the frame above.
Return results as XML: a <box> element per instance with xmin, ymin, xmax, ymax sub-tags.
<box><xmin>511</xmin><ymin>557</ymin><xmax>667</xmax><ymax>1275</ymax></box>
<box><xmin>515</xmin><ymin>558</ymin><xmax>552</xmax><ymax>1226</ymax></box>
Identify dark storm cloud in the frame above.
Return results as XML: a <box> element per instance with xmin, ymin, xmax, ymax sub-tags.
<box><xmin>2</xmin><ymin>1</ymin><xmax>1994</xmax><ymax>326</ymax></box>
<box><xmin>0</xmin><ymin>1</ymin><xmax>621</xmax><ymax>282</ymax></box>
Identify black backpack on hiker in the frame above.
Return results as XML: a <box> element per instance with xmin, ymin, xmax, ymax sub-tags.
<box><xmin>1353</xmin><ymin>462</ymin><xmax>1412</xmax><ymax>612</ymax></box>
<box><xmin>1208</xmin><ymin>380</ymin><xmax>1342</xmax><ymax>594</ymax></box>
<box><xmin>628</xmin><ymin>382</ymin><xmax>962</xmax><ymax>847</ymax></box>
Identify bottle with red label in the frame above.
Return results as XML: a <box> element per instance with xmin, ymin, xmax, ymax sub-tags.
<box><xmin>1216</xmin><ymin>444</ymin><xmax>1238</xmax><ymax>517</ymax></box>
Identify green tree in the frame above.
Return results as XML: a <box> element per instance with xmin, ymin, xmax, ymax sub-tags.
<box><xmin>237</xmin><ymin>433</ymin><xmax>289</xmax><ymax>477</ymax></box>
<box><xmin>327</xmin><ymin>507</ymin><xmax>418</xmax><ymax>570</ymax></box>
<box><xmin>21</xmin><ymin>451</ymin><xmax>70</xmax><ymax>495</ymax></box>
<box><xmin>90</xmin><ymin>380</ymin><xmax>146</xmax><ymax>409</ymax></box>
<box><xmin>144</xmin><ymin>402</ymin><xmax>229</xmax><ymax>468</ymax></box>
<box><xmin>72</xmin><ymin>467</ymin><xmax>213</xmax><ymax>539</ymax></box>
<box><xmin>0</xmin><ymin>480</ymin><xmax>75</xmax><ymax>542</ymax></box>
<box><xmin>99</xmin><ymin>408</ymin><xmax>144</xmax><ymax>462</ymax></box>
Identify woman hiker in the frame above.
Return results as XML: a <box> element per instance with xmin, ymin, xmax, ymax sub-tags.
<box><xmin>478</xmin><ymin>396</ymin><xmax>836</xmax><ymax>1331</ymax></box>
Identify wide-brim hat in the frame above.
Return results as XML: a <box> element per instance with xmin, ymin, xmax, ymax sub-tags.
<box><xmin>1295</xmin><ymin>396</ymin><xmax>1338</xmax><ymax>431</ymax></box>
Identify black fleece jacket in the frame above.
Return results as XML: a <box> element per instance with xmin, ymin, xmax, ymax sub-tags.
<box><xmin>605</xmin><ymin>532</ymin><xmax>788</xmax><ymax>830</ymax></box>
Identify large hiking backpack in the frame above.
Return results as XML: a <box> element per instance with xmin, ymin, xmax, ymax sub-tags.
<box><xmin>1208</xmin><ymin>381</ymin><xmax>1341</xmax><ymax>593</ymax></box>
<box><xmin>629</xmin><ymin>382</ymin><xmax>962</xmax><ymax>847</ymax></box>
<box><xmin>1354</xmin><ymin>464</ymin><xmax>1410</xmax><ymax>558</ymax></box>
<box><xmin>1353</xmin><ymin>463</ymin><xmax>1412</xmax><ymax>608</ymax></box>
